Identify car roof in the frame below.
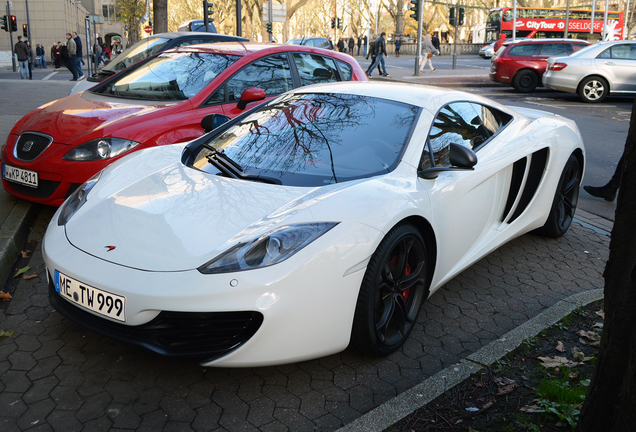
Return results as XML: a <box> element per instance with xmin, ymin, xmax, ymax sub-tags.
<box><xmin>149</xmin><ymin>31</ymin><xmax>249</xmax><ymax>41</ymax></box>
<box><xmin>166</xmin><ymin>42</ymin><xmax>352</xmax><ymax>59</ymax></box>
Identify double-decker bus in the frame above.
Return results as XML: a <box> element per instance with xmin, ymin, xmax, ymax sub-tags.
<box><xmin>486</xmin><ymin>7</ymin><xmax>624</xmax><ymax>42</ymax></box>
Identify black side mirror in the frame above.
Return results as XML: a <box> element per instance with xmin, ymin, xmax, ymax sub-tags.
<box><xmin>418</xmin><ymin>143</ymin><xmax>478</xmax><ymax>180</ymax></box>
<box><xmin>201</xmin><ymin>114</ymin><xmax>231</xmax><ymax>133</ymax></box>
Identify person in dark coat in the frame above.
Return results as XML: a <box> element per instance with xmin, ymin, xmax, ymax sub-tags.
<box><xmin>357</xmin><ymin>36</ymin><xmax>362</xmax><ymax>55</ymax></box>
<box><xmin>366</xmin><ymin>32</ymin><xmax>389</xmax><ymax>77</ymax></box>
<box><xmin>432</xmin><ymin>33</ymin><xmax>441</xmax><ymax>54</ymax></box>
<box><xmin>365</xmin><ymin>38</ymin><xmax>383</xmax><ymax>76</ymax></box>
<box><xmin>26</xmin><ymin>41</ymin><xmax>35</xmax><ymax>79</ymax></box>
<box><xmin>348</xmin><ymin>37</ymin><xmax>355</xmax><ymax>55</ymax></box>
<box><xmin>14</xmin><ymin>36</ymin><xmax>29</xmax><ymax>79</ymax></box>
<box><xmin>337</xmin><ymin>38</ymin><xmax>345</xmax><ymax>52</ymax></box>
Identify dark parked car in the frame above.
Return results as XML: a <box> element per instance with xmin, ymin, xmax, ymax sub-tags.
<box><xmin>490</xmin><ymin>38</ymin><xmax>590</xmax><ymax>92</ymax></box>
<box><xmin>286</xmin><ymin>37</ymin><xmax>331</xmax><ymax>49</ymax></box>
<box><xmin>70</xmin><ymin>32</ymin><xmax>249</xmax><ymax>94</ymax></box>
<box><xmin>178</xmin><ymin>19</ymin><xmax>217</xmax><ymax>33</ymax></box>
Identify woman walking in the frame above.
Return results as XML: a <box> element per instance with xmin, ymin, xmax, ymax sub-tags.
<box><xmin>419</xmin><ymin>34</ymin><xmax>439</xmax><ymax>73</ymax></box>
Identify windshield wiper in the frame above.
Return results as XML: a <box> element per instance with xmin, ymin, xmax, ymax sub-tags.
<box><xmin>203</xmin><ymin>146</ymin><xmax>281</xmax><ymax>185</ymax></box>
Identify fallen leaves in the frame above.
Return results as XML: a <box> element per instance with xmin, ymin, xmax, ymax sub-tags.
<box><xmin>20</xmin><ymin>249</ymin><xmax>32</xmax><ymax>258</ymax></box>
<box><xmin>538</xmin><ymin>356</ymin><xmax>579</xmax><ymax>368</ymax></box>
<box><xmin>578</xmin><ymin>330</ymin><xmax>601</xmax><ymax>346</ymax></box>
<box><xmin>13</xmin><ymin>265</ymin><xmax>30</xmax><ymax>278</ymax></box>
<box><xmin>0</xmin><ymin>291</ymin><xmax>12</xmax><ymax>301</ymax></box>
<box><xmin>22</xmin><ymin>273</ymin><xmax>38</xmax><ymax>280</ymax></box>
<box><xmin>494</xmin><ymin>377</ymin><xmax>518</xmax><ymax>395</ymax></box>
<box><xmin>0</xmin><ymin>328</ymin><xmax>14</xmax><ymax>338</ymax></box>
<box><xmin>556</xmin><ymin>341</ymin><xmax>565</xmax><ymax>352</ymax></box>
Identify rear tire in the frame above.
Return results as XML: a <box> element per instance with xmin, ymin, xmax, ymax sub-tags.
<box><xmin>351</xmin><ymin>224</ymin><xmax>429</xmax><ymax>356</ymax></box>
<box><xmin>578</xmin><ymin>76</ymin><xmax>608</xmax><ymax>103</ymax></box>
<box><xmin>535</xmin><ymin>154</ymin><xmax>581</xmax><ymax>238</ymax></box>
<box><xmin>512</xmin><ymin>70</ymin><xmax>539</xmax><ymax>93</ymax></box>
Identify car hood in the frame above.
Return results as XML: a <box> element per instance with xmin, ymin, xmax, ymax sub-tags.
<box><xmin>63</xmin><ymin>145</ymin><xmax>391</xmax><ymax>272</ymax></box>
<box><xmin>18</xmin><ymin>92</ymin><xmax>179</xmax><ymax>145</ymax></box>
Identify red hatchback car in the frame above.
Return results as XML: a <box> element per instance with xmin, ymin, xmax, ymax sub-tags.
<box><xmin>2</xmin><ymin>43</ymin><xmax>367</xmax><ymax>206</ymax></box>
<box><xmin>490</xmin><ymin>38</ymin><xmax>589</xmax><ymax>92</ymax></box>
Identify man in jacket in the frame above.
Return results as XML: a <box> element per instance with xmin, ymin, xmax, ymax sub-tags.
<box><xmin>72</xmin><ymin>32</ymin><xmax>85</xmax><ymax>79</ymax></box>
<box><xmin>65</xmin><ymin>33</ymin><xmax>78</xmax><ymax>81</ymax></box>
<box><xmin>36</xmin><ymin>43</ymin><xmax>47</xmax><ymax>68</ymax></box>
<box><xmin>14</xmin><ymin>36</ymin><xmax>29</xmax><ymax>80</ymax></box>
<box><xmin>366</xmin><ymin>32</ymin><xmax>389</xmax><ymax>77</ymax></box>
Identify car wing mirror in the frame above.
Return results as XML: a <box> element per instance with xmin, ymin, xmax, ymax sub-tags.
<box><xmin>418</xmin><ymin>143</ymin><xmax>478</xmax><ymax>180</ymax></box>
<box><xmin>201</xmin><ymin>113</ymin><xmax>231</xmax><ymax>133</ymax></box>
<box><xmin>237</xmin><ymin>87</ymin><xmax>266</xmax><ymax>110</ymax></box>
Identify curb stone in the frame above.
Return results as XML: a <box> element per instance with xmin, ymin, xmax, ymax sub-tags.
<box><xmin>0</xmin><ymin>201</ymin><xmax>37</xmax><ymax>285</ymax></box>
<box><xmin>337</xmin><ymin>288</ymin><xmax>605</xmax><ymax>432</ymax></box>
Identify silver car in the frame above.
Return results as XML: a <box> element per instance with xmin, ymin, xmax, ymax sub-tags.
<box><xmin>543</xmin><ymin>40</ymin><xmax>636</xmax><ymax>103</ymax></box>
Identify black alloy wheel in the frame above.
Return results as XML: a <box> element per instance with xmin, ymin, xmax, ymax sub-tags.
<box><xmin>351</xmin><ymin>224</ymin><xmax>429</xmax><ymax>356</ymax></box>
<box><xmin>513</xmin><ymin>70</ymin><xmax>539</xmax><ymax>93</ymax></box>
<box><xmin>535</xmin><ymin>154</ymin><xmax>581</xmax><ymax>238</ymax></box>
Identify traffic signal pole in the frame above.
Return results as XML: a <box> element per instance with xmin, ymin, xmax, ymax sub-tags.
<box><xmin>6</xmin><ymin>1</ymin><xmax>15</xmax><ymax>72</ymax></box>
<box><xmin>452</xmin><ymin>3</ymin><xmax>458</xmax><ymax>70</ymax></box>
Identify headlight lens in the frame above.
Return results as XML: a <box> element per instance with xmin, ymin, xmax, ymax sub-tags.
<box><xmin>198</xmin><ymin>222</ymin><xmax>339</xmax><ymax>274</ymax></box>
<box><xmin>63</xmin><ymin>138</ymin><xmax>140</xmax><ymax>161</ymax></box>
<box><xmin>57</xmin><ymin>171</ymin><xmax>102</xmax><ymax>226</ymax></box>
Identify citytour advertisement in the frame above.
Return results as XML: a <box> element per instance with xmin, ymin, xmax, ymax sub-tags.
<box><xmin>514</xmin><ymin>18</ymin><xmax>623</xmax><ymax>40</ymax></box>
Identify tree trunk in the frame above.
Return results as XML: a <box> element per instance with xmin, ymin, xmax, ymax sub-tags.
<box><xmin>577</xmin><ymin>97</ymin><xmax>636</xmax><ymax>431</ymax></box>
<box><xmin>153</xmin><ymin>0</ymin><xmax>168</xmax><ymax>33</ymax></box>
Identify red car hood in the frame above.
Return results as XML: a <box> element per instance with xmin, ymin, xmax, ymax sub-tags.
<box><xmin>16</xmin><ymin>92</ymin><xmax>185</xmax><ymax>145</ymax></box>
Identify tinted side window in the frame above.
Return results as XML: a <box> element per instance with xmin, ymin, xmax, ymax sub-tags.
<box><xmin>422</xmin><ymin>102</ymin><xmax>512</xmax><ymax>168</ymax></box>
<box><xmin>610</xmin><ymin>44</ymin><xmax>636</xmax><ymax>60</ymax></box>
<box><xmin>225</xmin><ymin>54</ymin><xmax>293</xmax><ymax>102</ymax></box>
<box><xmin>598</xmin><ymin>48</ymin><xmax>611</xmax><ymax>59</ymax></box>
<box><xmin>507</xmin><ymin>44</ymin><xmax>542</xmax><ymax>56</ymax></box>
<box><xmin>571</xmin><ymin>43</ymin><xmax>589</xmax><ymax>52</ymax></box>
<box><xmin>293</xmin><ymin>53</ymin><xmax>338</xmax><ymax>86</ymax></box>
<box><xmin>540</xmin><ymin>43</ymin><xmax>569</xmax><ymax>57</ymax></box>
<box><xmin>336</xmin><ymin>60</ymin><xmax>353</xmax><ymax>81</ymax></box>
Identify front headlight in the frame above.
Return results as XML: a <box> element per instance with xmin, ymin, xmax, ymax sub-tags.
<box><xmin>198</xmin><ymin>222</ymin><xmax>339</xmax><ymax>274</ymax></box>
<box><xmin>63</xmin><ymin>138</ymin><xmax>140</xmax><ymax>161</ymax></box>
<box><xmin>57</xmin><ymin>171</ymin><xmax>102</xmax><ymax>226</ymax></box>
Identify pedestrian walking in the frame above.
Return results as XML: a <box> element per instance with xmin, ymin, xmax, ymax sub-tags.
<box><xmin>363</xmin><ymin>35</ymin><xmax>368</xmax><ymax>57</ymax></box>
<box><xmin>366</xmin><ymin>32</ymin><xmax>389</xmax><ymax>77</ymax></box>
<box><xmin>72</xmin><ymin>32</ymin><xmax>85</xmax><ymax>79</ymax></box>
<box><xmin>36</xmin><ymin>43</ymin><xmax>47</xmax><ymax>68</ymax></box>
<box><xmin>52</xmin><ymin>43</ymin><xmax>61</xmax><ymax>68</ymax></box>
<box><xmin>357</xmin><ymin>36</ymin><xmax>362</xmax><ymax>56</ymax></box>
<box><xmin>337</xmin><ymin>38</ymin><xmax>345</xmax><ymax>53</ymax></box>
<box><xmin>394</xmin><ymin>38</ymin><xmax>401</xmax><ymax>57</ymax></box>
<box><xmin>432</xmin><ymin>33</ymin><xmax>441</xmax><ymax>55</ymax></box>
<box><xmin>365</xmin><ymin>37</ymin><xmax>382</xmax><ymax>76</ymax></box>
<box><xmin>65</xmin><ymin>32</ymin><xmax>78</xmax><ymax>81</ymax></box>
<box><xmin>419</xmin><ymin>34</ymin><xmax>439</xmax><ymax>73</ymax></box>
<box><xmin>103</xmin><ymin>43</ymin><xmax>111</xmax><ymax>60</ymax></box>
<box><xmin>14</xmin><ymin>36</ymin><xmax>29</xmax><ymax>80</ymax></box>
<box><xmin>348</xmin><ymin>36</ymin><xmax>355</xmax><ymax>55</ymax></box>
<box><xmin>26</xmin><ymin>41</ymin><xmax>35</xmax><ymax>79</ymax></box>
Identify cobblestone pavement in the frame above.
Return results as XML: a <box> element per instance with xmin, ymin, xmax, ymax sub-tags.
<box><xmin>0</xmin><ymin>207</ymin><xmax>609</xmax><ymax>432</ymax></box>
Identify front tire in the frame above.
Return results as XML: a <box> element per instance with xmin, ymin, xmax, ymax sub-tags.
<box><xmin>351</xmin><ymin>224</ymin><xmax>429</xmax><ymax>356</ymax></box>
<box><xmin>535</xmin><ymin>154</ymin><xmax>581</xmax><ymax>238</ymax></box>
<box><xmin>512</xmin><ymin>70</ymin><xmax>539</xmax><ymax>93</ymax></box>
<box><xmin>578</xmin><ymin>76</ymin><xmax>608</xmax><ymax>103</ymax></box>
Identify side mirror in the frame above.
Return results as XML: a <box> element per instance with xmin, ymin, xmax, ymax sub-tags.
<box><xmin>201</xmin><ymin>113</ymin><xmax>231</xmax><ymax>133</ymax></box>
<box><xmin>237</xmin><ymin>87</ymin><xmax>266</xmax><ymax>110</ymax></box>
<box><xmin>418</xmin><ymin>143</ymin><xmax>478</xmax><ymax>180</ymax></box>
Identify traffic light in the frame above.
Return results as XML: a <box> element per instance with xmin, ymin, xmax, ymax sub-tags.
<box><xmin>203</xmin><ymin>0</ymin><xmax>214</xmax><ymax>30</ymax></box>
<box><xmin>459</xmin><ymin>7</ymin><xmax>465</xmax><ymax>25</ymax></box>
<box><xmin>409</xmin><ymin>0</ymin><xmax>419</xmax><ymax>20</ymax></box>
<box><xmin>10</xmin><ymin>15</ymin><xmax>17</xmax><ymax>32</ymax></box>
<box><xmin>266</xmin><ymin>22</ymin><xmax>272</xmax><ymax>34</ymax></box>
<box><xmin>331</xmin><ymin>17</ymin><xmax>335</xmax><ymax>29</ymax></box>
<box><xmin>206</xmin><ymin>1</ymin><xmax>214</xmax><ymax>22</ymax></box>
<box><xmin>22</xmin><ymin>24</ymin><xmax>27</xmax><ymax>37</ymax></box>
<box><xmin>337</xmin><ymin>18</ymin><xmax>341</xmax><ymax>29</ymax></box>
<box><xmin>449</xmin><ymin>7</ymin><xmax>455</xmax><ymax>26</ymax></box>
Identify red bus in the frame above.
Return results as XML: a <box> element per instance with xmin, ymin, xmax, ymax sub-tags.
<box><xmin>486</xmin><ymin>7</ymin><xmax>624</xmax><ymax>42</ymax></box>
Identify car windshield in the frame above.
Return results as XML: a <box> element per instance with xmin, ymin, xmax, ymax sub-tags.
<box><xmin>102</xmin><ymin>37</ymin><xmax>171</xmax><ymax>73</ymax></box>
<box><xmin>191</xmin><ymin>93</ymin><xmax>420</xmax><ymax>186</ymax></box>
<box><xmin>92</xmin><ymin>52</ymin><xmax>238</xmax><ymax>100</ymax></box>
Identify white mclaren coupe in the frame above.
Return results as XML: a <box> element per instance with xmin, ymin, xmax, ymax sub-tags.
<box><xmin>43</xmin><ymin>82</ymin><xmax>585</xmax><ymax>367</ymax></box>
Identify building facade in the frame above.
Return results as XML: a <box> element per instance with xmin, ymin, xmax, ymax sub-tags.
<box><xmin>0</xmin><ymin>0</ymin><xmax>126</xmax><ymax>67</ymax></box>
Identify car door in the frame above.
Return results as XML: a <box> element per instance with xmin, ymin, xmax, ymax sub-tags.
<box><xmin>419</xmin><ymin>102</ymin><xmax>512</xmax><ymax>280</ymax></box>
<box><xmin>596</xmin><ymin>44</ymin><xmax>636</xmax><ymax>92</ymax></box>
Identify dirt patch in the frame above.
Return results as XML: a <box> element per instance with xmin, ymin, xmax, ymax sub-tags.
<box><xmin>385</xmin><ymin>300</ymin><xmax>604</xmax><ymax>432</ymax></box>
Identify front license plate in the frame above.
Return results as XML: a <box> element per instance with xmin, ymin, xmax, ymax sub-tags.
<box><xmin>2</xmin><ymin>164</ymin><xmax>38</xmax><ymax>188</ymax></box>
<box><xmin>54</xmin><ymin>270</ymin><xmax>126</xmax><ymax>322</ymax></box>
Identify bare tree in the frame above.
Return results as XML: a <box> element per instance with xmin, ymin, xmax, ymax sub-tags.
<box><xmin>577</xmin><ymin>97</ymin><xmax>636</xmax><ymax>431</ymax></box>
<box><xmin>154</xmin><ymin>0</ymin><xmax>168</xmax><ymax>33</ymax></box>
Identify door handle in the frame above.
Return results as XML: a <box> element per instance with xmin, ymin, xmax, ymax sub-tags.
<box><xmin>604</xmin><ymin>62</ymin><xmax>616</xmax><ymax>66</ymax></box>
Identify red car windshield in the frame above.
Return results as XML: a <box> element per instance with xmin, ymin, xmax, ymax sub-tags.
<box><xmin>92</xmin><ymin>52</ymin><xmax>239</xmax><ymax>101</ymax></box>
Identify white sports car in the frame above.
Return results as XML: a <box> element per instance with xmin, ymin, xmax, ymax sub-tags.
<box><xmin>43</xmin><ymin>82</ymin><xmax>585</xmax><ymax>367</ymax></box>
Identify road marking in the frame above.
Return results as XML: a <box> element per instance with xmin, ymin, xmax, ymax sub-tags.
<box><xmin>42</xmin><ymin>72</ymin><xmax>58</xmax><ymax>81</ymax></box>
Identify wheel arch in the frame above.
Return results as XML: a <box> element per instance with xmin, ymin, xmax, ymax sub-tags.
<box><xmin>577</xmin><ymin>74</ymin><xmax>610</xmax><ymax>95</ymax></box>
<box><xmin>395</xmin><ymin>215</ymin><xmax>437</xmax><ymax>292</ymax></box>
<box><xmin>512</xmin><ymin>67</ymin><xmax>540</xmax><ymax>81</ymax></box>
<box><xmin>571</xmin><ymin>147</ymin><xmax>585</xmax><ymax>179</ymax></box>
